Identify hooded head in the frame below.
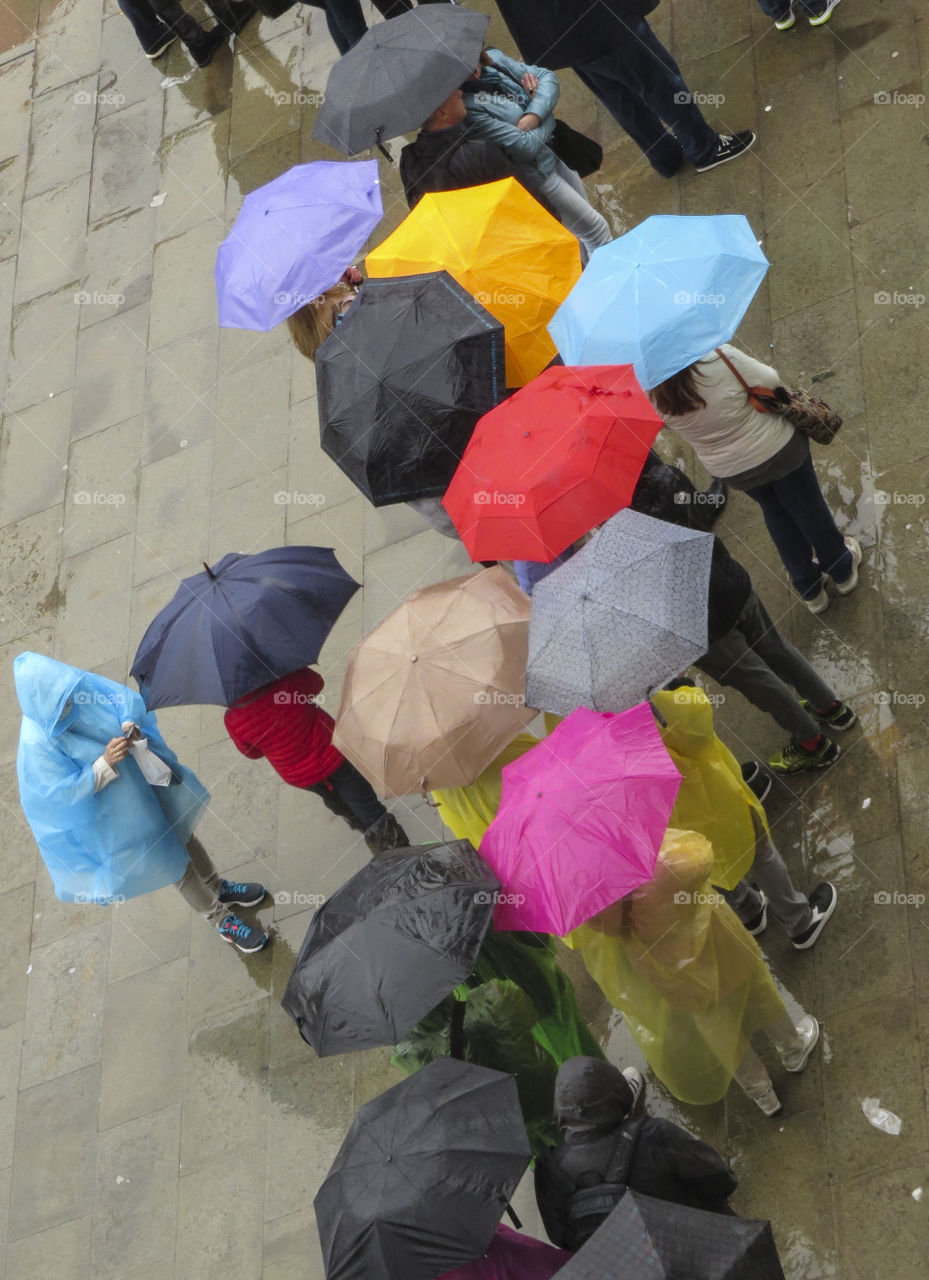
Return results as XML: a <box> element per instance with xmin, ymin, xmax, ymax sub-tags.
<box><xmin>553</xmin><ymin>1057</ymin><xmax>634</xmax><ymax>1142</ymax></box>
<box><xmin>14</xmin><ymin>653</ymin><xmax>88</xmax><ymax>739</ymax></box>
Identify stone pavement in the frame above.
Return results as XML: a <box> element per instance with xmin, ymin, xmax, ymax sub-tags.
<box><xmin>1</xmin><ymin>0</ymin><xmax>929</xmax><ymax>1274</ymax></box>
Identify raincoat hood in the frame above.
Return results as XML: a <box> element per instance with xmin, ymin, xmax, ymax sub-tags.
<box><xmin>14</xmin><ymin>652</ymin><xmax>89</xmax><ymax>739</ymax></box>
<box><xmin>553</xmin><ymin>1056</ymin><xmax>634</xmax><ymax>1140</ymax></box>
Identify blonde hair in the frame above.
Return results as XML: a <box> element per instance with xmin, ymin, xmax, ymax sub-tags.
<box><xmin>286</xmin><ymin>282</ymin><xmax>355</xmax><ymax>362</ymax></box>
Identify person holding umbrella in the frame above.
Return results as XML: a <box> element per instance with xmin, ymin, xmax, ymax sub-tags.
<box><xmin>13</xmin><ymin>653</ymin><xmax>270</xmax><ymax>954</ymax></box>
<box><xmin>285</xmin><ymin>265</ymin><xmax>361</xmax><ymax>363</ymax></box>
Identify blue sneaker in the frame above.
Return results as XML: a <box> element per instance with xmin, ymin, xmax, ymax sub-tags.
<box><xmin>218</xmin><ymin>914</ymin><xmax>269</xmax><ymax>953</ymax></box>
<box><xmin>217</xmin><ymin>879</ymin><xmax>267</xmax><ymax>908</ymax></box>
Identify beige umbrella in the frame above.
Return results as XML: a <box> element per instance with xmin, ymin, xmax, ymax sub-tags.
<box><xmin>333</xmin><ymin>567</ymin><xmax>535</xmax><ymax>796</ymax></box>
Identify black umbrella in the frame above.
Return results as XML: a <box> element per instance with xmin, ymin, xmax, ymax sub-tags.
<box><xmin>130</xmin><ymin>546</ymin><xmax>359</xmax><ymax>708</ymax></box>
<box><xmin>554</xmin><ymin>1191</ymin><xmax>786</xmax><ymax>1279</ymax></box>
<box><xmin>315</xmin><ymin>1056</ymin><xmax>531</xmax><ymax>1280</ymax></box>
<box><xmin>281</xmin><ymin>840</ymin><xmax>500</xmax><ymax>1056</ymax></box>
<box><xmin>313</xmin><ymin>5</ymin><xmax>489</xmax><ymax>156</ymax></box>
<box><xmin>316</xmin><ymin>272</ymin><xmax>506</xmax><ymax>506</ymax></box>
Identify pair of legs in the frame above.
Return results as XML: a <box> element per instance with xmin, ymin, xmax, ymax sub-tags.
<box><xmin>743</xmin><ymin>453</ymin><xmax>852</xmax><ymax>601</ymax></box>
<box><xmin>536</xmin><ymin>158</ymin><xmax>613</xmax><ymax>262</ymax></box>
<box><xmin>323</xmin><ymin>0</ymin><xmax>367</xmax><ymax>54</ymax></box>
<box><xmin>734</xmin><ymin>1011</ymin><xmax>819</xmax><ymax>1114</ymax></box>
<box><xmin>306</xmin><ymin>760</ymin><xmax>411</xmax><ymax>853</ymax></box>
<box><xmin>719</xmin><ymin>815</ymin><xmax>812</xmax><ymax>939</ymax></box>
<box><xmin>118</xmin><ymin>0</ymin><xmax>245</xmax><ymax>60</ymax></box>
<box><xmin>175</xmin><ymin>835</ymin><xmax>270</xmax><ymax>951</ymax></box>
<box><xmin>573</xmin><ymin>19</ymin><xmax>720</xmax><ymax>176</ymax></box>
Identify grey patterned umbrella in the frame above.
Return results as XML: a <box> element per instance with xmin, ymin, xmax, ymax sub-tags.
<box><xmin>526</xmin><ymin>510</ymin><xmax>713</xmax><ymax>716</ymax></box>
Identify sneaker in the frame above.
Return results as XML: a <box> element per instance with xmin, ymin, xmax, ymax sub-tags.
<box><xmin>217</xmin><ymin>878</ymin><xmax>267</xmax><ymax>908</ymax></box>
<box><xmin>781</xmin><ymin>1015</ymin><xmax>821</xmax><ymax>1072</ymax></box>
<box><xmin>741</xmin><ymin>761</ymin><xmax>773</xmax><ymax>805</ymax></box>
<box><xmin>808</xmin><ymin>0</ymin><xmax>841</xmax><ymax>24</ymax></box>
<box><xmin>695</xmin><ymin>130</ymin><xmax>756</xmax><ymax>173</ymax></box>
<box><xmin>833</xmin><ymin>536</ymin><xmax>862</xmax><ymax>595</ymax></box>
<box><xmin>773</xmin><ymin>4</ymin><xmax>795</xmax><ymax>27</ymax></box>
<box><xmin>803</xmin><ymin>586</ymin><xmax>830</xmax><ymax>615</ymax></box>
<box><xmin>217</xmin><ymin>913</ymin><xmax>269</xmax><ymax>953</ymax></box>
<box><xmin>144</xmin><ymin>32</ymin><xmax>177</xmax><ymax>57</ymax></box>
<box><xmin>622</xmin><ymin>1067</ymin><xmax>647</xmax><ymax>1115</ymax></box>
<box><xmin>364</xmin><ymin>812</ymin><xmax>410</xmax><ymax>856</ymax></box>
<box><xmin>799</xmin><ymin>699</ymin><xmax>857</xmax><ymax>731</ymax></box>
<box><xmin>752</xmin><ymin>1084</ymin><xmax>784</xmax><ymax>1117</ymax></box>
<box><xmin>769</xmin><ymin>736</ymin><xmax>839</xmax><ymax>774</ymax></box>
<box><xmin>791</xmin><ymin>882</ymin><xmax>838</xmax><ymax>950</ymax></box>
<box><xmin>744</xmin><ymin>889</ymin><xmax>768</xmax><ymax>936</ymax></box>
<box><xmin>187</xmin><ymin>25</ymin><xmax>228</xmax><ymax>67</ymax></box>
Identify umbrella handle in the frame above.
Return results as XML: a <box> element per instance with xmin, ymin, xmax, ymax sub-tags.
<box><xmin>449</xmin><ymin>998</ymin><xmax>466</xmax><ymax>1061</ymax></box>
<box><xmin>374</xmin><ymin>127</ymin><xmax>394</xmax><ymax>165</ymax></box>
<box><xmin>420</xmin><ymin>779</ymin><xmax>441</xmax><ymax>807</ymax></box>
<box><xmin>504</xmin><ymin>1205</ymin><xmax>523</xmax><ymax>1230</ymax></box>
<box><xmin>647</xmin><ymin>696</ymin><xmax>667</xmax><ymax>729</ymax></box>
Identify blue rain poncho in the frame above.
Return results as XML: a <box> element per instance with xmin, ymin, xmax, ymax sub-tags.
<box><xmin>14</xmin><ymin>652</ymin><xmax>210</xmax><ymax>904</ymax></box>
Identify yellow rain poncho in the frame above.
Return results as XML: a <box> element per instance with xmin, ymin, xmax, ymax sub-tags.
<box><xmin>431</xmin><ymin>731</ymin><xmax>541</xmax><ymax>849</ymax></box>
<box><xmin>568</xmin><ymin>828</ymin><xmax>786</xmax><ymax>1105</ymax></box>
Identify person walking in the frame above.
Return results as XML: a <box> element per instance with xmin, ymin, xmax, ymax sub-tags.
<box><xmin>462</xmin><ymin>49</ymin><xmax>612</xmax><ymax>261</ymax></box>
<box><xmin>224</xmin><ymin>667</ymin><xmax>410</xmax><ymax>854</ymax></box>
<box><xmin>117</xmin><ymin>0</ymin><xmax>241</xmax><ymax>65</ymax></box>
<box><xmin>697</xmin><ymin>536</ymin><xmax>858</xmax><ymax>775</ymax></box>
<box><xmin>13</xmin><ymin>653</ymin><xmax>269</xmax><ymax>954</ymax></box>
<box><xmin>492</xmin><ymin>0</ymin><xmax>755</xmax><ymax>178</ymax></box>
<box><xmin>649</xmin><ymin>343</ymin><xmax>862</xmax><ymax>613</ymax></box>
<box><xmin>534</xmin><ymin>1056</ymin><xmax>738</xmax><ymax>1249</ymax></box>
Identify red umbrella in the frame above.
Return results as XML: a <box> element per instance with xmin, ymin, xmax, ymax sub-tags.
<box><xmin>441</xmin><ymin>365</ymin><xmax>661</xmax><ymax>563</ymax></box>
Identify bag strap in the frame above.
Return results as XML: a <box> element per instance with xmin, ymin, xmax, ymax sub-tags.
<box><xmin>714</xmin><ymin>346</ymin><xmax>756</xmax><ymax>395</ymax></box>
<box><xmin>713</xmin><ymin>348</ymin><xmax>780</xmax><ymax>415</ymax></box>
<box><xmin>603</xmin><ymin>1118</ymin><xmax>644</xmax><ymax>1185</ymax></box>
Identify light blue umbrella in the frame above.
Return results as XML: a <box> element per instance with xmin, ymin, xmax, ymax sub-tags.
<box><xmin>215</xmin><ymin>159</ymin><xmax>382</xmax><ymax>331</ymax></box>
<box><xmin>547</xmin><ymin>214</ymin><xmax>769</xmax><ymax>390</ymax></box>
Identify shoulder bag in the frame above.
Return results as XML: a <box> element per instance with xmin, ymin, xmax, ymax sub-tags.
<box><xmin>714</xmin><ymin>347</ymin><xmax>842</xmax><ymax>446</ymax></box>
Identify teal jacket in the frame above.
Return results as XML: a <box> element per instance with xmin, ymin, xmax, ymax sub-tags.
<box><xmin>463</xmin><ymin>48</ymin><xmax>560</xmax><ymax>176</ymax></box>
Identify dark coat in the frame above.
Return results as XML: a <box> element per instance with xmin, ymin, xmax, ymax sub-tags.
<box><xmin>399</xmin><ymin>122</ymin><xmax>553</xmax><ymax>213</ymax></box>
<box><xmin>493</xmin><ymin>0</ymin><xmax>660</xmax><ymax>70</ymax></box>
<box><xmin>706</xmin><ymin>538</ymin><xmax>753</xmax><ymax>645</ymax></box>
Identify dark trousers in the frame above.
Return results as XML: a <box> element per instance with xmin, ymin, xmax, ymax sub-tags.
<box><xmin>574</xmin><ymin>20</ymin><xmax>718</xmax><ymax>175</ymax></box>
<box><xmin>324</xmin><ymin>0</ymin><xmax>368</xmax><ymax>53</ymax></box>
<box><xmin>118</xmin><ymin>0</ymin><xmax>174</xmax><ymax>49</ymax></box>
<box><xmin>743</xmin><ymin>453</ymin><xmax>852</xmax><ymax>600</ymax></box>
<box><xmin>307</xmin><ymin>760</ymin><xmax>387</xmax><ymax>831</ymax></box>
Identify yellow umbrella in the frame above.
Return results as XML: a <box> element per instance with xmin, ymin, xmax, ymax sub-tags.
<box><xmin>333</xmin><ymin>566</ymin><xmax>535</xmax><ymax>796</ymax></box>
<box><xmin>366</xmin><ymin>179</ymin><xmax>582</xmax><ymax>387</ymax></box>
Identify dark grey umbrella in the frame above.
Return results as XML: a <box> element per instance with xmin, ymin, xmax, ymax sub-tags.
<box><xmin>554</xmin><ymin>1190</ymin><xmax>786</xmax><ymax>1279</ymax></box>
<box><xmin>313</xmin><ymin>6</ymin><xmax>489</xmax><ymax>156</ymax></box>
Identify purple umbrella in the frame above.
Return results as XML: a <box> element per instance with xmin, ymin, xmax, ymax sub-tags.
<box><xmin>215</xmin><ymin>159</ymin><xmax>382</xmax><ymax>331</ymax></box>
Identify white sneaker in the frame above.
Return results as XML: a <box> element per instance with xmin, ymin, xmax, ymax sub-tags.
<box><xmin>804</xmin><ymin>586</ymin><xmax>830</xmax><ymax>614</ymax></box>
<box><xmin>774</xmin><ymin>3</ymin><xmax>795</xmax><ymax>27</ymax></box>
<box><xmin>834</xmin><ymin>536</ymin><xmax>862</xmax><ymax>595</ymax></box>
<box><xmin>752</xmin><ymin>1084</ymin><xmax>783</xmax><ymax>1117</ymax></box>
<box><xmin>781</xmin><ymin>1015</ymin><xmax>821</xmax><ymax>1073</ymax></box>
<box><xmin>622</xmin><ymin>1066</ymin><xmax>647</xmax><ymax>1115</ymax></box>
<box><xmin>808</xmin><ymin>0</ymin><xmax>841</xmax><ymax>24</ymax></box>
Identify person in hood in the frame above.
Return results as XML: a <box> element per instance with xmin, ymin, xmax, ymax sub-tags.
<box><xmin>534</xmin><ymin>1056</ymin><xmax>738</xmax><ymax>1251</ymax></box>
<box><xmin>13</xmin><ymin>653</ymin><xmax>269</xmax><ymax>954</ymax></box>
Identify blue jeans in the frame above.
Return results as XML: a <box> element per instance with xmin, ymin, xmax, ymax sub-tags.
<box><xmin>118</xmin><ymin>0</ymin><xmax>172</xmax><ymax>50</ymax></box>
<box><xmin>744</xmin><ymin>453</ymin><xmax>851</xmax><ymax>599</ymax></box>
<box><xmin>324</xmin><ymin>0</ymin><xmax>367</xmax><ymax>54</ymax></box>
<box><xmin>756</xmin><ymin>0</ymin><xmax>822</xmax><ymax>18</ymax></box>
<box><xmin>574</xmin><ymin>20</ymin><xmax>719</xmax><ymax>175</ymax></box>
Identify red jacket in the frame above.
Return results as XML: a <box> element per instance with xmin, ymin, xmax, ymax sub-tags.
<box><xmin>224</xmin><ymin>669</ymin><xmax>344</xmax><ymax>788</ymax></box>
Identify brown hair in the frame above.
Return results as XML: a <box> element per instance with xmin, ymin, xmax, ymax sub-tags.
<box><xmin>286</xmin><ymin>283</ymin><xmax>355</xmax><ymax>362</ymax></box>
<box><xmin>649</xmin><ymin>363</ymin><xmax>708</xmax><ymax>417</ymax></box>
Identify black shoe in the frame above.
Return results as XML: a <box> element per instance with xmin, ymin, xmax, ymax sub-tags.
<box><xmin>217</xmin><ymin>878</ymin><xmax>267</xmax><ymax>908</ymax></box>
<box><xmin>740</xmin><ymin>761</ymin><xmax>772</xmax><ymax>805</ymax></box>
<box><xmin>791</xmin><ymin>882</ymin><xmax>837</xmax><ymax>950</ymax></box>
<box><xmin>144</xmin><ymin>32</ymin><xmax>177</xmax><ymax>57</ymax></box>
<box><xmin>218</xmin><ymin>913</ymin><xmax>269</xmax><ymax>953</ymax></box>
<box><xmin>799</xmin><ymin>698</ymin><xmax>857</xmax><ymax>731</ymax></box>
<box><xmin>364</xmin><ymin>812</ymin><xmax>410</xmax><ymax>856</ymax></box>
<box><xmin>744</xmin><ymin>889</ymin><xmax>768</xmax><ymax>936</ymax></box>
<box><xmin>696</xmin><ymin>130</ymin><xmax>756</xmax><ymax>173</ymax></box>
<box><xmin>187</xmin><ymin>25</ymin><xmax>228</xmax><ymax>67</ymax></box>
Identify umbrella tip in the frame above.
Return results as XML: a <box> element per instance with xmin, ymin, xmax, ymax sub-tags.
<box><xmin>202</xmin><ymin>561</ymin><xmax>216</xmax><ymax>579</ymax></box>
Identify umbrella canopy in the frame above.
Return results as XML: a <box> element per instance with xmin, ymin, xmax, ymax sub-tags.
<box><xmin>281</xmin><ymin>840</ymin><xmax>500</xmax><ymax>1057</ymax></box>
<box><xmin>367</xmin><ymin>178</ymin><xmax>582</xmax><ymax>387</ymax></box>
<box><xmin>314</xmin><ymin>5</ymin><xmax>489</xmax><ymax>155</ymax></box>
<box><xmin>131</xmin><ymin>547</ymin><xmax>359</xmax><ymax>709</ymax></box>
<box><xmin>442</xmin><ymin>365</ymin><xmax>661</xmax><ymax>562</ymax></box>
<box><xmin>215</xmin><ymin>160</ymin><xmax>382</xmax><ymax>331</ymax></box>
<box><xmin>333</xmin><ymin>566</ymin><xmax>535</xmax><ymax>796</ymax></box>
<box><xmin>553</xmin><ymin>1190</ymin><xmax>786</xmax><ymax>1279</ymax></box>
<box><xmin>315</xmin><ymin>1056</ymin><xmax>531</xmax><ymax>1280</ymax></box>
<box><xmin>479</xmin><ymin>704</ymin><xmax>681</xmax><ymax>935</ymax></box>
<box><xmin>316</xmin><ymin>272</ymin><xmax>506</xmax><ymax>506</ymax></box>
<box><xmin>438</xmin><ymin>1225</ymin><xmax>570</xmax><ymax>1279</ymax></box>
<box><xmin>526</xmin><ymin>509</ymin><xmax>714</xmax><ymax>716</ymax></box>
<box><xmin>548</xmin><ymin>213</ymin><xmax>769</xmax><ymax>389</ymax></box>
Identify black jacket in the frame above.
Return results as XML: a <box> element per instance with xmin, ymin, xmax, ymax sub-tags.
<box><xmin>535</xmin><ymin>1115</ymin><xmax>738</xmax><ymax>1248</ymax></box>
<box><xmin>399</xmin><ymin>122</ymin><xmax>554</xmax><ymax>214</ymax></box>
<box><xmin>707</xmin><ymin>539</ymin><xmax>753</xmax><ymax>645</ymax></box>
<box><xmin>493</xmin><ymin>0</ymin><xmax>660</xmax><ymax>70</ymax></box>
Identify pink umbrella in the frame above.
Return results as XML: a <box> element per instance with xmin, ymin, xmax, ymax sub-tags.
<box><xmin>438</xmin><ymin>1225</ymin><xmax>570</xmax><ymax>1279</ymax></box>
<box><xmin>479</xmin><ymin>704</ymin><xmax>681</xmax><ymax>934</ymax></box>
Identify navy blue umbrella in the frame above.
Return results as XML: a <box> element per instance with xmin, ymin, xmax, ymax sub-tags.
<box><xmin>131</xmin><ymin>546</ymin><xmax>359</xmax><ymax>709</ymax></box>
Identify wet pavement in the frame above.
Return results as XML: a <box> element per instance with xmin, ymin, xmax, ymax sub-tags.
<box><xmin>0</xmin><ymin>0</ymin><xmax>928</xmax><ymax>1274</ymax></box>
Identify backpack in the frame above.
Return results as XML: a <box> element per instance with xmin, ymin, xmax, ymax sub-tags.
<box><xmin>563</xmin><ymin>1119</ymin><xmax>644</xmax><ymax>1251</ymax></box>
